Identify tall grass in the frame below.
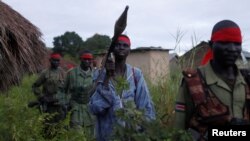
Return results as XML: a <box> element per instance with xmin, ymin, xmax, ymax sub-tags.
<box><xmin>0</xmin><ymin>70</ymin><xmax>191</xmax><ymax>140</ymax></box>
<box><xmin>109</xmin><ymin>69</ymin><xmax>192</xmax><ymax>141</ymax></box>
<box><xmin>149</xmin><ymin>69</ymin><xmax>182</xmax><ymax>126</ymax></box>
<box><xmin>0</xmin><ymin>75</ymin><xmax>90</xmax><ymax>141</ymax></box>
<box><xmin>0</xmin><ymin>75</ymin><xmax>44</xmax><ymax>140</ymax></box>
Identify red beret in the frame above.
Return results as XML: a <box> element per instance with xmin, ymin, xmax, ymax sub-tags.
<box><xmin>50</xmin><ymin>53</ymin><xmax>61</xmax><ymax>59</ymax></box>
<box><xmin>80</xmin><ymin>53</ymin><xmax>93</xmax><ymax>59</ymax></box>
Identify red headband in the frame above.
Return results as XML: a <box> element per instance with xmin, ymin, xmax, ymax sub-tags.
<box><xmin>67</xmin><ymin>64</ymin><xmax>75</xmax><ymax>70</ymax></box>
<box><xmin>80</xmin><ymin>53</ymin><xmax>93</xmax><ymax>59</ymax></box>
<box><xmin>50</xmin><ymin>53</ymin><xmax>61</xmax><ymax>59</ymax></box>
<box><xmin>200</xmin><ymin>48</ymin><xmax>213</xmax><ymax>65</ymax></box>
<box><xmin>211</xmin><ymin>27</ymin><xmax>242</xmax><ymax>43</ymax></box>
<box><xmin>118</xmin><ymin>36</ymin><xmax>131</xmax><ymax>46</ymax></box>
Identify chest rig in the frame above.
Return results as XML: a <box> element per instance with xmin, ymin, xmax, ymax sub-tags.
<box><xmin>183</xmin><ymin>68</ymin><xmax>250</xmax><ymax>135</ymax></box>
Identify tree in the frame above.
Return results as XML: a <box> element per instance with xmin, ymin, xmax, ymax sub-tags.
<box><xmin>82</xmin><ymin>33</ymin><xmax>111</xmax><ymax>54</ymax></box>
<box><xmin>52</xmin><ymin>31</ymin><xmax>84</xmax><ymax>56</ymax></box>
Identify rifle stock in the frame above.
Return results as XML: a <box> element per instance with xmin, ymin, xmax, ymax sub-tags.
<box><xmin>28</xmin><ymin>96</ymin><xmax>59</xmax><ymax>108</ymax></box>
<box><xmin>28</xmin><ymin>101</ymin><xmax>40</xmax><ymax>108</ymax></box>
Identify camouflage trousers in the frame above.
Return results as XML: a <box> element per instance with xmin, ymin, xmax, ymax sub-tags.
<box><xmin>69</xmin><ymin>100</ymin><xmax>95</xmax><ymax>137</ymax></box>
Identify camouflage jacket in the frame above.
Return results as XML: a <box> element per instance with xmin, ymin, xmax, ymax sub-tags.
<box><xmin>32</xmin><ymin>67</ymin><xmax>66</xmax><ymax>101</ymax></box>
<box><xmin>64</xmin><ymin>66</ymin><xmax>94</xmax><ymax>104</ymax></box>
<box><xmin>175</xmin><ymin>62</ymin><xmax>247</xmax><ymax>130</ymax></box>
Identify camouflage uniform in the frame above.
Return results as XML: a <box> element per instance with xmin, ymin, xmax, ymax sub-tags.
<box><xmin>64</xmin><ymin>66</ymin><xmax>94</xmax><ymax>133</ymax></box>
<box><xmin>32</xmin><ymin>67</ymin><xmax>66</xmax><ymax>122</ymax></box>
<box><xmin>175</xmin><ymin>62</ymin><xmax>246</xmax><ymax>129</ymax></box>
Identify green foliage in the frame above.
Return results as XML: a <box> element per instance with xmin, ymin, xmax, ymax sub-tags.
<box><xmin>110</xmin><ymin>71</ymin><xmax>192</xmax><ymax>141</ymax></box>
<box><xmin>52</xmin><ymin>32</ymin><xmax>111</xmax><ymax>60</ymax></box>
<box><xmin>82</xmin><ymin>33</ymin><xmax>111</xmax><ymax>54</ymax></box>
<box><xmin>0</xmin><ymin>74</ymin><xmax>91</xmax><ymax>141</ymax></box>
<box><xmin>112</xmin><ymin>102</ymin><xmax>192</xmax><ymax>141</ymax></box>
<box><xmin>112</xmin><ymin>76</ymin><xmax>129</xmax><ymax>96</ymax></box>
<box><xmin>149</xmin><ymin>69</ymin><xmax>182</xmax><ymax>127</ymax></box>
<box><xmin>0</xmin><ymin>69</ymin><xmax>192</xmax><ymax>141</ymax></box>
<box><xmin>0</xmin><ymin>75</ymin><xmax>44</xmax><ymax>140</ymax></box>
<box><xmin>63</xmin><ymin>53</ymin><xmax>80</xmax><ymax>64</ymax></box>
<box><xmin>53</xmin><ymin>31</ymin><xmax>84</xmax><ymax>56</ymax></box>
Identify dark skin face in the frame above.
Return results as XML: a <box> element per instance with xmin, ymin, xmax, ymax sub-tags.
<box><xmin>105</xmin><ymin>40</ymin><xmax>130</xmax><ymax>77</ymax></box>
<box><xmin>113</xmin><ymin>40</ymin><xmax>130</xmax><ymax>60</ymax></box>
<box><xmin>211</xmin><ymin>41</ymin><xmax>242</xmax><ymax>79</ymax></box>
<box><xmin>50</xmin><ymin>58</ymin><xmax>60</xmax><ymax>69</ymax></box>
<box><xmin>80</xmin><ymin>58</ymin><xmax>92</xmax><ymax>71</ymax></box>
<box><xmin>212</xmin><ymin>41</ymin><xmax>241</xmax><ymax>68</ymax></box>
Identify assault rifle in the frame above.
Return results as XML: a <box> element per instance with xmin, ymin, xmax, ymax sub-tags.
<box><xmin>28</xmin><ymin>96</ymin><xmax>59</xmax><ymax>113</ymax></box>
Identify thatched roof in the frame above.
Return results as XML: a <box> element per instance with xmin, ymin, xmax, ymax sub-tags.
<box><xmin>0</xmin><ymin>1</ymin><xmax>48</xmax><ymax>92</ymax></box>
<box><xmin>132</xmin><ymin>46</ymin><xmax>172</xmax><ymax>52</ymax></box>
<box><xmin>179</xmin><ymin>41</ymin><xmax>210</xmax><ymax>69</ymax></box>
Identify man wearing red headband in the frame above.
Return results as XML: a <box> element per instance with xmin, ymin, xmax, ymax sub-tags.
<box><xmin>32</xmin><ymin>52</ymin><xmax>66</xmax><ymax>138</ymax></box>
<box><xmin>89</xmin><ymin>34</ymin><xmax>155</xmax><ymax>141</ymax></box>
<box><xmin>175</xmin><ymin>20</ymin><xmax>250</xmax><ymax>140</ymax></box>
<box><xmin>64</xmin><ymin>50</ymin><xmax>95</xmax><ymax>136</ymax></box>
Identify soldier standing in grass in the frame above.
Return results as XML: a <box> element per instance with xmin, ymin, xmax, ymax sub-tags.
<box><xmin>64</xmin><ymin>51</ymin><xmax>95</xmax><ymax>135</ymax></box>
<box><xmin>174</xmin><ymin>20</ymin><xmax>250</xmax><ymax>141</ymax></box>
<box><xmin>32</xmin><ymin>52</ymin><xmax>66</xmax><ymax>137</ymax></box>
<box><xmin>88</xmin><ymin>34</ymin><xmax>156</xmax><ymax>141</ymax></box>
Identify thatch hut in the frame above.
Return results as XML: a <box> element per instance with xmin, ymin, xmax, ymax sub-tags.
<box><xmin>179</xmin><ymin>41</ymin><xmax>210</xmax><ymax>69</ymax></box>
<box><xmin>0</xmin><ymin>1</ymin><xmax>48</xmax><ymax>92</ymax></box>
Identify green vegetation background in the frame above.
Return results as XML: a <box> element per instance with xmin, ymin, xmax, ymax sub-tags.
<box><xmin>0</xmin><ymin>70</ymin><xmax>192</xmax><ymax>141</ymax></box>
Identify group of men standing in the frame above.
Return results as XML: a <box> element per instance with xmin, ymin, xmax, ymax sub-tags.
<box><xmin>31</xmin><ymin>35</ymin><xmax>155</xmax><ymax>141</ymax></box>
<box><xmin>30</xmin><ymin>19</ymin><xmax>250</xmax><ymax>141</ymax></box>
<box><xmin>32</xmin><ymin>50</ymin><xmax>96</xmax><ymax>137</ymax></box>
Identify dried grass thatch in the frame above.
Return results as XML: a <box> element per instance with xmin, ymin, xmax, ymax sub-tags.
<box><xmin>0</xmin><ymin>1</ymin><xmax>48</xmax><ymax>92</ymax></box>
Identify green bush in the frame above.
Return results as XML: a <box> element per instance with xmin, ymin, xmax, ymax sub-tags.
<box><xmin>0</xmin><ymin>71</ymin><xmax>191</xmax><ymax>141</ymax></box>
<box><xmin>0</xmin><ymin>75</ymin><xmax>90</xmax><ymax>141</ymax></box>
<box><xmin>110</xmin><ymin>71</ymin><xmax>192</xmax><ymax>141</ymax></box>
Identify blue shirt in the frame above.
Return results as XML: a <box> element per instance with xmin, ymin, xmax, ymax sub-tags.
<box><xmin>88</xmin><ymin>64</ymin><xmax>155</xmax><ymax>141</ymax></box>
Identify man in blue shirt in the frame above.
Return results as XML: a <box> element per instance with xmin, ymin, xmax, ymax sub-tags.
<box><xmin>89</xmin><ymin>34</ymin><xmax>155</xmax><ymax>141</ymax></box>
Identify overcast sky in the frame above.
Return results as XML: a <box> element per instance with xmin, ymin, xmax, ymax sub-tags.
<box><xmin>2</xmin><ymin>0</ymin><xmax>250</xmax><ymax>55</ymax></box>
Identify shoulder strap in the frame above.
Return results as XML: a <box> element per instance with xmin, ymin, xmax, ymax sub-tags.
<box><xmin>132</xmin><ymin>67</ymin><xmax>137</xmax><ymax>88</ymax></box>
<box><xmin>182</xmin><ymin>68</ymin><xmax>207</xmax><ymax>105</ymax></box>
<box><xmin>244</xmin><ymin>84</ymin><xmax>250</xmax><ymax>121</ymax></box>
<box><xmin>132</xmin><ymin>67</ymin><xmax>138</xmax><ymax>103</ymax></box>
<box><xmin>239</xmin><ymin>69</ymin><xmax>250</xmax><ymax>102</ymax></box>
<box><xmin>240</xmin><ymin>69</ymin><xmax>250</xmax><ymax>121</ymax></box>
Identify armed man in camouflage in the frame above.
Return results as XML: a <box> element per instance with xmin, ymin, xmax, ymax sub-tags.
<box><xmin>32</xmin><ymin>53</ymin><xmax>66</xmax><ymax>137</ymax></box>
<box><xmin>64</xmin><ymin>51</ymin><xmax>95</xmax><ymax>134</ymax></box>
<box><xmin>174</xmin><ymin>20</ymin><xmax>250</xmax><ymax>141</ymax></box>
